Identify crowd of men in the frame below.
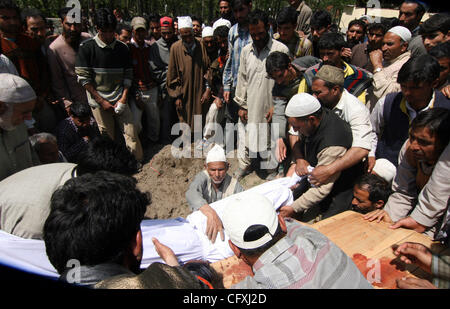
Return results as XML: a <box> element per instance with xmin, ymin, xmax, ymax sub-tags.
<box><xmin>0</xmin><ymin>0</ymin><xmax>450</xmax><ymax>289</ymax></box>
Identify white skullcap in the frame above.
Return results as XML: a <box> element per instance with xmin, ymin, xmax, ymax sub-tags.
<box><xmin>212</xmin><ymin>18</ymin><xmax>231</xmax><ymax>31</ymax></box>
<box><xmin>359</xmin><ymin>15</ymin><xmax>374</xmax><ymax>23</ymax></box>
<box><xmin>0</xmin><ymin>73</ymin><xmax>36</xmax><ymax>104</ymax></box>
<box><xmin>222</xmin><ymin>192</ymin><xmax>278</xmax><ymax>250</ymax></box>
<box><xmin>177</xmin><ymin>16</ymin><xmax>193</xmax><ymax>29</ymax></box>
<box><xmin>202</xmin><ymin>26</ymin><xmax>214</xmax><ymax>38</ymax></box>
<box><xmin>206</xmin><ymin>144</ymin><xmax>227</xmax><ymax>163</ymax></box>
<box><xmin>285</xmin><ymin>93</ymin><xmax>321</xmax><ymax>118</ymax></box>
<box><xmin>387</xmin><ymin>26</ymin><xmax>412</xmax><ymax>42</ymax></box>
<box><xmin>372</xmin><ymin>159</ymin><xmax>397</xmax><ymax>184</ymax></box>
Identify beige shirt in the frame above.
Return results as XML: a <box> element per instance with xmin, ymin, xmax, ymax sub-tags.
<box><xmin>234</xmin><ymin>38</ymin><xmax>289</xmax><ymax>152</ymax></box>
<box><xmin>291</xmin><ymin>146</ymin><xmax>347</xmax><ymax>212</ymax></box>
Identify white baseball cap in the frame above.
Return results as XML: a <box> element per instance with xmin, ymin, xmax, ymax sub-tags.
<box><xmin>222</xmin><ymin>192</ymin><xmax>279</xmax><ymax>250</ymax></box>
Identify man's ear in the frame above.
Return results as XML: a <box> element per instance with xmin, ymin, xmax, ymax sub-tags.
<box><xmin>374</xmin><ymin>200</ymin><xmax>385</xmax><ymax>210</ymax></box>
<box><xmin>132</xmin><ymin>229</ymin><xmax>143</xmax><ymax>260</ymax></box>
<box><xmin>401</xmin><ymin>41</ymin><xmax>409</xmax><ymax>53</ymax></box>
<box><xmin>228</xmin><ymin>239</ymin><xmax>241</xmax><ymax>258</ymax></box>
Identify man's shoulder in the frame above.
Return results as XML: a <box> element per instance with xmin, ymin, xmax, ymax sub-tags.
<box><xmin>79</xmin><ymin>37</ymin><xmax>96</xmax><ymax>49</ymax></box>
<box><xmin>271</xmin><ymin>39</ymin><xmax>289</xmax><ymax>53</ymax></box>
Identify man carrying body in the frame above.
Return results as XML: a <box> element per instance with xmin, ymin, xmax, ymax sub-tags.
<box><xmin>233</xmin><ymin>9</ymin><xmax>289</xmax><ymax>180</ymax></box>
<box><xmin>166</xmin><ymin>16</ymin><xmax>211</xmax><ymax>130</ymax></box>
<box><xmin>278</xmin><ymin>93</ymin><xmax>356</xmax><ymax>221</ymax></box>
<box><xmin>365</xmin><ymin>108</ymin><xmax>450</xmax><ymax>238</ymax></box>
<box><xmin>0</xmin><ymin>73</ymin><xmax>38</xmax><ymax>181</ymax></box>
<box><xmin>75</xmin><ymin>8</ymin><xmax>143</xmax><ymax>162</ymax></box>
<box><xmin>222</xmin><ymin>191</ymin><xmax>373</xmax><ymax>289</ymax></box>
<box><xmin>186</xmin><ymin>144</ymin><xmax>244</xmax><ymax>243</ymax></box>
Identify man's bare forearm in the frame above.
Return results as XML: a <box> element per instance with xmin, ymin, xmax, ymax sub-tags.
<box><xmin>328</xmin><ymin>147</ymin><xmax>369</xmax><ymax>174</ymax></box>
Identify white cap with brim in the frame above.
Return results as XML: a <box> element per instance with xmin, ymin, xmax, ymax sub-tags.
<box><xmin>387</xmin><ymin>26</ymin><xmax>412</xmax><ymax>42</ymax></box>
<box><xmin>0</xmin><ymin>73</ymin><xmax>36</xmax><ymax>104</ymax></box>
<box><xmin>178</xmin><ymin>16</ymin><xmax>193</xmax><ymax>29</ymax></box>
<box><xmin>372</xmin><ymin>159</ymin><xmax>397</xmax><ymax>184</ymax></box>
<box><xmin>206</xmin><ymin>144</ymin><xmax>227</xmax><ymax>163</ymax></box>
<box><xmin>212</xmin><ymin>18</ymin><xmax>231</xmax><ymax>31</ymax></box>
<box><xmin>222</xmin><ymin>192</ymin><xmax>278</xmax><ymax>250</ymax></box>
<box><xmin>202</xmin><ymin>26</ymin><xmax>214</xmax><ymax>38</ymax></box>
<box><xmin>285</xmin><ymin>93</ymin><xmax>321</xmax><ymax>118</ymax></box>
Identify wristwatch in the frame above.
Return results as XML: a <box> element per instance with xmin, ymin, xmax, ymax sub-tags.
<box><xmin>374</xmin><ymin>67</ymin><xmax>382</xmax><ymax>73</ymax></box>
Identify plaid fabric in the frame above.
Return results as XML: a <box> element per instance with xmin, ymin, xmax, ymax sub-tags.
<box><xmin>222</xmin><ymin>24</ymin><xmax>252</xmax><ymax>91</ymax></box>
<box><xmin>232</xmin><ymin>219</ymin><xmax>373</xmax><ymax>289</ymax></box>
<box><xmin>432</xmin><ymin>254</ymin><xmax>450</xmax><ymax>289</ymax></box>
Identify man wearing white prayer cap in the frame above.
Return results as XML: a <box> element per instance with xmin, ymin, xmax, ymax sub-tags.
<box><xmin>279</xmin><ymin>93</ymin><xmax>358</xmax><ymax>222</ymax></box>
<box><xmin>186</xmin><ymin>144</ymin><xmax>244</xmax><ymax>243</ymax></box>
<box><xmin>222</xmin><ymin>191</ymin><xmax>373</xmax><ymax>289</ymax></box>
<box><xmin>0</xmin><ymin>73</ymin><xmax>39</xmax><ymax>181</ymax></box>
<box><xmin>372</xmin><ymin>158</ymin><xmax>397</xmax><ymax>184</ymax></box>
<box><xmin>367</xmin><ymin>24</ymin><xmax>412</xmax><ymax>107</ymax></box>
<box><xmin>166</xmin><ymin>16</ymin><xmax>211</xmax><ymax>129</ymax></box>
<box><xmin>212</xmin><ymin>18</ymin><xmax>231</xmax><ymax>32</ymax></box>
<box><xmin>201</xmin><ymin>26</ymin><xmax>218</xmax><ymax>62</ymax></box>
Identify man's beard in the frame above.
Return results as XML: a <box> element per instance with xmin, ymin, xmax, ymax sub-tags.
<box><xmin>0</xmin><ymin>105</ymin><xmax>17</xmax><ymax>131</ymax></box>
<box><xmin>64</xmin><ymin>31</ymin><xmax>82</xmax><ymax>50</ymax></box>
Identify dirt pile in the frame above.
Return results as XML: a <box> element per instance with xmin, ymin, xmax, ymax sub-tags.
<box><xmin>135</xmin><ymin>144</ymin><xmax>267</xmax><ymax>219</ymax></box>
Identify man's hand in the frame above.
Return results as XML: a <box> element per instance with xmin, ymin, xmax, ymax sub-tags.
<box><xmin>341</xmin><ymin>47</ymin><xmax>352</xmax><ymax>59</ymax></box>
<box><xmin>369</xmin><ymin>49</ymin><xmax>383</xmax><ymax>69</ymax></box>
<box><xmin>201</xmin><ymin>88</ymin><xmax>212</xmax><ymax>105</ymax></box>
<box><xmin>441</xmin><ymin>84</ymin><xmax>450</xmax><ymax>98</ymax></box>
<box><xmin>295</xmin><ymin>159</ymin><xmax>310</xmax><ymax>176</ymax></box>
<box><xmin>265</xmin><ymin>106</ymin><xmax>274</xmax><ymax>123</ymax></box>
<box><xmin>238</xmin><ymin>108</ymin><xmax>248</xmax><ymax>123</ymax></box>
<box><xmin>363</xmin><ymin>209</ymin><xmax>393</xmax><ymax>223</ymax></box>
<box><xmin>392</xmin><ymin>242</ymin><xmax>432</xmax><ymax>274</ymax></box>
<box><xmin>367</xmin><ymin>156</ymin><xmax>376</xmax><ymax>173</ymax></box>
<box><xmin>98</xmin><ymin>98</ymin><xmax>113</xmax><ymax>111</ymax></box>
<box><xmin>309</xmin><ymin>165</ymin><xmax>334</xmax><ymax>186</ymax></box>
<box><xmin>389</xmin><ymin>217</ymin><xmax>427</xmax><ymax>233</ymax></box>
<box><xmin>213</xmin><ymin>96</ymin><xmax>223</xmax><ymax>109</ymax></box>
<box><xmin>276</xmin><ymin>138</ymin><xmax>287</xmax><ymax>162</ymax></box>
<box><xmin>223</xmin><ymin>90</ymin><xmax>231</xmax><ymax>103</ymax></box>
<box><xmin>200</xmin><ymin>204</ymin><xmax>224</xmax><ymax>243</ymax></box>
<box><xmin>175</xmin><ymin>98</ymin><xmax>183</xmax><ymax>110</ymax></box>
<box><xmin>279</xmin><ymin>205</ymin><xmax>297</xmax><ymax>218</ymax></box>
<box><xmin>152</xmin><ymin>237</ymin><xmax>180</xmax><ymax>266</ymax></box>
<box><xmin>396</xmin><ymin>277</ymin><xmax>437</xmax><ymax>289</ymax></box>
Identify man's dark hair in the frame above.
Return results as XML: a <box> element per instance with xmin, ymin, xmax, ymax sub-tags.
<box><xmin>69</xmin><ymin>101</ymin><xmax>92</xmax><ymax>120</ymax></box>
<box><xmin>20</xmin><ymin>8</ymin><xmax>46</xmax><ymax>26</ymax></box>
<box><xmin>411</xmin><ymin>108</ymin><xmax>450</xmax><ymax>148</ymax></box>
<box><xmin>115</xmin><ymin>22</ymin><xmax>131</xmax><ymax>35</ymax></box>
<box><xmin>231</xmin><ymin>0</ymin><xmax>252</xmax><ymax>10</ymax></box>
<box><xmin>147</xmin><ymin>13</ymin><xmax>160</xmax><ymax>24</ymax></box>
<box><xmin>429</xmin><ymin>41</ymin><xmax>450</xmax><ymax>60</ymax></box>
<box><xmin>218</xmin><ymin>0</ymin><xmax>231</xmax><ymax>5</ymax></box>
<box><xmin>367</xmin><ymin>22</ymin><xmax>388</xmax><ymax>35</ymax></box>
<box><xmin>57</xmin><ymin>7</ymin><xmax>72</xmax><ymax>21</ymax></box>
<box><xmin>0</xmin><ymin>0</ymin><xmax>20</xmax><ymax>16</ymax></box>
<box><xmin>75</xmin><ymin>136</ymin><xmax>139</xmax><ymax>176</ymax></box>
<box><xmin>43</xmin><ymin>171</ymin><xmax>149</xmax><ymax>274</ymax></box>
<box><xmin>248</xmin><ymin>9</ymin><xmax>269</xmax><ymax>29</ymax></box>
<box><xmin>355</xmin><ymin>173</ymin><xmax>392</xmax><ymax>204</ymax></box>
<box><xmin>266</xmin><ymin>51</ymin><xmax>291</xmax><ymax>75</ymax></box>
<box><xmin>191</xmin><ymin>15</ymin><xmax>203</xmax><ymax>25</ymax></box>
<box><xmin>397</xmin><ymin>54</ymin><xmax>440</xmax><ymax>84</ymax></box>
<box><xmin>348</xmin><ymin>19</ymin><xmax>366</xmax><ymax>34</ymax></box>
<box><xmin>419</xmin><ymin>13</ymin><xmax>450</xmax><ymax>36</ymax></box>
<box><xmin>237</xmin><ymin>223</ymin><xmax>284</xmax><ymax>257</ymax></box>
<box><xmin>310</xmin><ymin>10</ymin><xmax>331</xmax><ymax>29</ymax></box>
<box><xmin>403</xmin><ymin>0</ymin><xmax>426</xmax><ymax>17</ymax></box>
<box><xmin>318</xmin><ymin>32</ymin><xmax>346</xmax><ymax>51</ymax></box>
<box><xmin>213</xmin><ymin>25</ymin><xmax>229</xmax><ymax>38</ymax></box>
<box><xmin>94</xmin><ymin>8</ymin><xmax>117</xmax><ymax>30</ymax></box>
<box><xmin>276</xmin><ymin>6</ymin><xmax>297</xmax><ymax>26</ymax></box>
<box><xmin>183</xmin><ymin>261</ymin><xmax>224</xmax><ymax>289</ymax></box>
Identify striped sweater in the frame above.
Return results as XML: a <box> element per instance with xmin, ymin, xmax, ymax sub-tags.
<box><xmin>75</xmin><ymin>35</ymin><xmax>133</xmax><ymax>108</ymax></box>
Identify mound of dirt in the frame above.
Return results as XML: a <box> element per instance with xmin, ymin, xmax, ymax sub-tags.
<box><xmin>135</xmin><ymin>144</ymin><xmax>267</xmax><ymax>219</ymax></box>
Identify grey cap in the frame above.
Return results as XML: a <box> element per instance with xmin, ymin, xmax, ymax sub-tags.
<box><xmin>0</xmin><ymin>73</ymin><xmax>37</xmax><ymax>104</ymax></box>
<box><xmin>315</xmin><ymin>65</ymin><xmax>345</xmax><ymax>87</ymax></box>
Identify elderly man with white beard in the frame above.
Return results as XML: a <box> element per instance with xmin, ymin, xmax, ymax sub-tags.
<box><xmin>186</xmin><ymin>144</ymin><xmax>244</xmax><ymax>244</ymax></box>
<box><xmin>0</xmin><ymin>73</ymin><xmax>39</xmax><ymax>180</ymax></box>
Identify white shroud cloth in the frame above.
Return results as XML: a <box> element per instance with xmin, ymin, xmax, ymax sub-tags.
<box><xmin>0</xmin><ymin>172</ymin><xmax>308</xmax><ymax>278</ymax></box>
